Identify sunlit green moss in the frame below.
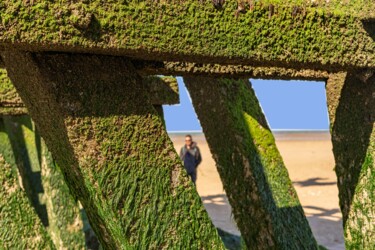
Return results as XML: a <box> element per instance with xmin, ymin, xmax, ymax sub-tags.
<box><xmin>1</xmin><ymin>115</ymin><xmax>88</xmax><ymax>249</ymax></box>
<box><xmin>3</xmin><ymin>52</ymin><xmax>225</xmax><ymax>249</ymax></box>
<box><xmin>0</xmin><ymin>1</ymin><xmax>373</xmax><ymax>69</ymax></box>
<box><xmin>0</xmin><ymin>69</ymin><xmax>27</xmax><ymax>115</ymax></box>
<box><xmin>326</xmin><ymin>72</ymin><xmax>375</xmax><ymax>249</ymax></box>
<box><xmin>0</xmin><ymin>118</ymin><xmax>55</xmax><ymax>249</ymax></box>
<box><xmin>184</xmin><ymin>77</ymin><xmax>317</xmax><ymax>249</ymax></box>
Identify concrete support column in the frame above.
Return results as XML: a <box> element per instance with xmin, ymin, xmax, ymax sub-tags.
<box><xmin>2</xmin><ymin>51</ymin><xmax>224</xmax><ymax>249</ymax></box>
<box><xmin>326</xmin><ymin>72</ymin><xmax>374</xmax><ymax>248</ymax></box>
<box><xmin>184</xmin><ymin>77</ymin><xmax>318</xmax><ymax>249</ymax></box>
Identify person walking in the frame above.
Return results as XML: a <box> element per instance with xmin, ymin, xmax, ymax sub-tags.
<box><xmin>180</xmin><ymin>134</ymin><xmax>202</xmax><ymax>184</ymax></box>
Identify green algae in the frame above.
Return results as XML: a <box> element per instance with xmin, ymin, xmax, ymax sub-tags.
<box><xmin>0</xmin><ymin>67</ymin><xmax>178</xmax><ymax>116</ymax></box>
<box><xmin>2</xmin><ymin>51</ymin><xmax>225</xmax><ymax>249</ymax></box>
<box><xmin>1</xmin><ymin>115</ymin><xmax>88</xmax><ymax>249</ymax></box>
<box><xmin>326</xmin><ymin>72</ymin><xmax>375</xmax><ymax>249</ymax></box>
<box><xmin>0</xmin><ymin>1</ymin><xmax>373</xmax><ymax>70</ymax></box>
<box><xmin>161</xmin><ymin>61</ymin><xmax>330</xmax><ymax>80</ymax></box>
<box><xmin>184</xmin><ymin>76</ymin><xmax>317</xmax><ymax>249</ymax></box>
<box><xmin>40</xmin><ymin>137</ymin><xmax>88</xmax><ymax>249</ymax></box>
<box><xmin>0</xmin><ymin>68</ymin><xmax>27</xmax><ymax>115</ymax></box>
<box><xmin>0</xmin><ymin>118</ymin><xmax>55</xmax><ymax>249</ymax></box>
<box><xmin>0</xmin><ymin>68</ymin><xmax>20</xmax><ymax>105</ymax></box>
<box><xmin>143</xmin><ymin>76</ymin><xmax>179</xmax><ymax>105</ymax></box>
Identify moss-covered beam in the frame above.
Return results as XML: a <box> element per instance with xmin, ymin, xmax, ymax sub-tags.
<box><xmin>2</xmin><ymin>56</ymin><xmax>326</xmax><ymax>81</ymax></box>
<box><xmin>0</xmin><ymin>68</ymin><xmax>27</xmax><ymax>115</ymax></box>
<box><xmin>0</xmin><ymin>67</ymin><xmax>98</xmax><ymax>247</ymax></box>
<box><xmin>136</xmin><ymin>61</ymin><xmax>330</xmax><ymax>81</ymax></box>
<box><xmin>40</xmin><ymin>142</ymin><xmax>97</xmax><ymax>249</ymax></box>
<box><xmin>144</xmin><ymin>76</ymin><xmax>179</xmax><ymax>105</ymax></box>
<box><xmin>2</xmin><ymin>115</ymin><xmax>88</xmax><ymax>249</ymax></box>
<box><xmin>184</xmin><ymin>76</ymin><xmax>318</xmax><ymax>249</ymax></box>
<box><xmin>3</xmin><ymin>115</ymin><xmax>49</xmax><ymax>227</ymax></box>
<box><xmin>0</xmin><ymin>118</ymin><xmax>55</xmax><ymax>249</ymax></box>
<box><xmin>2</xmin><ymin>56</ymin><xmax>330</xmax><ymax>83</ymax></box>
<box><xmin>0</xmin><ymin>68</ymin><xmax>178</xmax><ymax>115</ymax></box>
<box><xmin>0</xmin><ymin>1</ymin><xmax>374</xmax><ymax>70</ymax></box>
<box><xmin>2</xmin><ymin>51</ymin><xmax>224</xmax><ymax>249</ymax></box>
<box><xmin>326</xmin><ymin>72</ymin><xmax>375</xmax><ymax>249</ymax></box>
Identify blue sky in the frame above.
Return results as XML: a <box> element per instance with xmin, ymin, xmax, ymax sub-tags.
<box><xmin>163</xmin><ymin>77</ymin><xmax>329</xmax><ymax>132</ymax></box>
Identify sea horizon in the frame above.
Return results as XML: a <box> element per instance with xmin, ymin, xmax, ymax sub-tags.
<box><xmin>167</xmin><ymin>129</ymin><xmax>331</xmax><ymax>141</ymax></box>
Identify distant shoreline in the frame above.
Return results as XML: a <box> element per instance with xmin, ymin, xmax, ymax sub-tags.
<box><xmin>168</xmin><ymin>130</ymin><xmax>331</xmax><ymax>141</ymax></box>
<box><xmin>167</xmin><ymin>129</ymin><xmax>329</xmax><ymax>133</ymax></box>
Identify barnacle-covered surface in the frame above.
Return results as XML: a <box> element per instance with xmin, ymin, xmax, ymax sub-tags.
<box><xmin>0</xmin><ymin>0</ymin><xmax>373</xmax><ymax>247</ymax></box>
<box><xmin>158</xmin><ymin>62</ymin><xmax>330</xmax><ymax>80</ymax></box>
<box><xmin>0</xmin><ymin>0</ymin><xmax>374</xmax><ymax>70</ymax></box>
<box><xmin>326</xmin><ymin>72</ymin><xmax>375</xmax><ymax>249</ymax></box>
<box><xmin>185</xmin><ymin>77</ymin><xmax>317</xmax><ymax>249</ymax></box>
<box><xmin>2</xmin><ymin>115</ymin><xmax>88</xmax><ymax>249</ymax></box>
<box><xmin>2</xmin><ymin>52</ymin><xmax>225</xmax><ymax>249</ymax></box>
<box><xmin>144</xmin><ymin>76</ymin><xmax>179</xmax><ymax>105</ymax></box>
<box><xmin>0</xmin><ymin>68</ymin><xmax>178</xmax><ymax>115</ymax></box>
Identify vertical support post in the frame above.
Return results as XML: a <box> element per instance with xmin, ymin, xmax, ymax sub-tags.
<box><xmin>38</xmin><ymin>134</ymin><xmax>91</xmax><ymax>249</ymax></box>
<box><xmin>1</xmin><ymin>66</ymin><xmax>94</xmax><ymax>248</ymax></box>
<box><xmin>3</xmin><ymin>115</ymin><xmax>49</xmax><ymax>226</ymax></box>
<box><xmin>326</xmin><ymin>72</ymin><xmax>375</xmax><ymax>248</ymax></box>
<box><xmin>2</xmin><ymin>52</ymin><xmax>224</xmax><ymax>249</ymax></box>
<box><xmin>2</xmin><ymin>115</ymin><xmax>88</xmax><ymax>249</ymax></box>
<box><xmin>184</xmin><ymin>77</ymin><xmax>317</xmax><ymax>249</ymax></box>
<box><xmin>0</xmin><ymin>117</ymin><xmax>55</xmax><ymax>249</ymax></box>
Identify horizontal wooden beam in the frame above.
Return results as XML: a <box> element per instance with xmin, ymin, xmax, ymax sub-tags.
<box><xmin>135</xmin><ymin>61</ymin><xmax>330</xmax><ymax>81</ymax></box>
<box><xmin>0</xmin><ymin>67</ymin><xmax>179</xmax><ymax>115</ymax></box>
<box><xmin>0</xmin><ymin>1</ymin><xmax>374</xmax><ymax>70</ymax></box>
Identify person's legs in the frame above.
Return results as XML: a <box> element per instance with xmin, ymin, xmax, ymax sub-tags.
<box><xmin>189</xmin><ymin>171</ymin><xmax>197</xmax><ymax>185</ymax></box>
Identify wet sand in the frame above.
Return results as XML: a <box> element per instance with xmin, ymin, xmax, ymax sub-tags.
<box><xmin>169</xmin><ymin>132</ymin><xmax>344</xmax><ymax>250</ymax></box>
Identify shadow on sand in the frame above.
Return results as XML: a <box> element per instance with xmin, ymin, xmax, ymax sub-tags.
<box><xmin>201</xmin><ymin>194</ymin><xmax>345</xmax><ymax>250</ymax></box>
<box><xmin>293</xmin><ymin>177</ymin><xmax>336</xmax><ymax>187</ymax></box>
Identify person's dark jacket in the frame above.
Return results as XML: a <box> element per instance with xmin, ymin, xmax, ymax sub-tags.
<box><xmin>179</xmin><ymin>142</ymin><xmax>202</xmax><ymax>174</ymax></box>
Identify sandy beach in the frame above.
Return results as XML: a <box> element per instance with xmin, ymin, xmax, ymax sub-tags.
<box><xmin>169</xmin><ymin>132</ymin><xmax>344</xmax><ymax>250</ymax></box>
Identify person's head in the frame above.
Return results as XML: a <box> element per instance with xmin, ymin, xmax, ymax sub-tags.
<box><xmin>185</xmin><ymin>134</ymin><xmax>193</xmax><ymax>147</ymax></box>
